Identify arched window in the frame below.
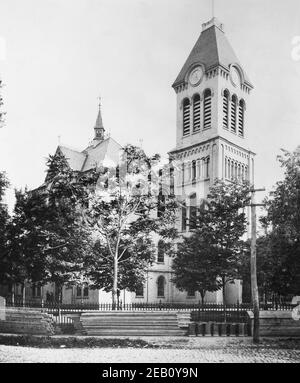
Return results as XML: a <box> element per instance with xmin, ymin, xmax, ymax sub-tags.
<box><xmin>231</xmin><ymin>95</ymin><xmax>237</xmax><ymax>133</ymax></box>
<box><xmin>225</xmin><ymin>158</ymin><xmax>227</xmax><ymax>178</ymax></box>
<box><xmin>203</xmin><ymin>89</ymin><xmax>212</xmax><ymax>129</ymax></box>
<box><xmin>241</xmin><ymin>165</ymin><xmax>245</xmax><ymax>180</ymax></box>
<box><xmin>183</xmin><ymin>98</ymin><xmax>190</xmax><ymax>136</ymax></box>
<box><xmin>206</xmin><ymin>156</ymin><xmax>210</xmax><ymax>178</ymax></box>
<box><xmin>181</xmin><ymin>163</ymin><xmax>185</xmax><ymax>186</ymax></box>
<box><xmin>238</xmin><ymin>99</ymin><xmax>245</xmax><ymax>136</ymax></box>
<box><xmin>135</xmin><ymin>283</ymin><xmax>144</xmax><ymax>297</ymax></box>
<box><xmin>231</xmin><ymin>160</ymin><xmax>234</xmax><ymax>180</ymax></box>
<box><xmin>193</xmin><ymin>94</ymin><xmax>201</xmax><ymax>132</ymax></box>
<box><xmin>223</xmin><ymin>90</ymin><xmax>230</xmax><ymax>130</ymax></box>
<box><xmin>157</xmin><ymin>276</ymin><xmax>165</xmax><ymax>298</ymax></box>
<box><xmin>157</xmin><ymin>240</ymin><xmax>164</xmax><ymax>263</ymax></box>
<box><xmin>189</xmin><ymin>193</ymin><xmax>197</xmax><ymax>230</ymax></box>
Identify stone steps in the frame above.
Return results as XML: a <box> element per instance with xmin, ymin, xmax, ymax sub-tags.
<box><xmin>0</xmin><ymin>308</ymin><xmax>55</xmax><ymax>335</ymax></box>
<box><xmin>80</xmin><ymin>311</ymin><xmax>187</xmax><ymax>336</ymax></box>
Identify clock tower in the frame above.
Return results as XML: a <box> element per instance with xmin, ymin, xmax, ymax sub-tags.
<box><xmin>169</xmin><ymin>17</ymin><xmax>255</xmax><ymax>211</ymax></box>
<box><xmin>168</xmin><ymin>18</ymin><xmax>256</xmax><ymax>303</ymax></box>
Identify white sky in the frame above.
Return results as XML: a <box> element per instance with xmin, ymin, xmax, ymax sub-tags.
<box><xmin>0</xmin><ymin>0</ymin><xmax>300</xmax><ymax>211</ymax></box>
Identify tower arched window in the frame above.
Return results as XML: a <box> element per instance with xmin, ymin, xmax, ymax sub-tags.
<box><xmin>193</xmin><ymin>94</ymin><xmax>201</xmax><ymax>132</ymax></box>
<box><xmin>157</xmin><ymin>276</ymin><xmax>165</xmax><ymax>298</ymax></box>
<box><xmin>223</xmin><ymin>90</ymin><xmax>230</xmax><ymax>130</ymax></box>
<box><xmin>203</xmin><ymin>89</ymin><xmax>212</xmax><ymax>129</ymax></box>
<box><xmin>183</xmin><ymin>98</ymin><xmax>191</xmax><ymax>136</ymax></box>
<box><xmin>189</xmin><ymin>193</ymin><xmax>197</xmax><ymax>231</ymax></box>
<box><xmin>231</xmin><ymin>95</ymin><xmax>237</xmax><ymax>133</ymax></box>
<box><xmin>238</xmin><ymin>99</ymin><xmax>245</xmax><ymax>136</ymax></box>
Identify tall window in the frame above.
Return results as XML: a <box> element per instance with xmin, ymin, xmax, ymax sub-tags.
<box><xmin>157</xmin><ymin>240</ymin><xmax>164</xmax><ymax>263</ymax></box>
<box><xmin>206</xmin><ymin>156</ymin><xmax>210</xmax><ymax>178</ymax></box>
<box><xmin>32</xmin><ymin>284</ymin><xmax>41</xmax><ymax>298</ymax></box>
<box><xmin>192</xmin><ymin>160</ymin><xmax>196</xmax><ymax>181</ymax></box>
<box><xmin>135</xmin><ymin>283</ymin><xmax>144</xmax><ymax>297</ymax></box>
<box><xmin>189</xmin><ymin>193</ymin><xmax>197</xmax><ymax>231</ymax></box>
<box><xmin>223</xmin><ymin>90</ymin><xmax>229</xmax><ymax>129</ymax></box>
<box><xmin>231</xmin><ymin>95</ymin><xmax>237</xmax><ymax>133</ymax></box>
<box><xmin>170</xmin><ymin>167</ymin><xmax>174</xmax><ymax>196</ymax></box>
<box><xmin>238</xmin><ymin>99</ymin><xmax>245</xmax><ymax>136</ymax></box>
<box><xmin>203</xmin><ymin>89</ymin><xmax>212</xmax><ymax>129</ymax></box>
<box><xmin>183</xmin><ymin>98</ymin><xmax>190</xmax><ymax>136</ymax></box>
<box><xmin>157</xmin><ymin>276</ymin><xmax>165</xmax><ymax>297</ymax></box>
<box><xmin>181</xmin><ymin>163</ymin><xmax>185</xmax><ymax>186</ymax></box>
<box><xmin>193</xmin><ymin>94</ymin><xmax>201</xmax><ymax>132</ymax></box>
<box><xmin>83</xmin><ymin>285</ymin><xmax>89</xmax><ymax>298</ymax></box>
<box><xmin>181</xmin><ymin>202</ymin><xmax>187</xmax><ymax>232</ymax></box>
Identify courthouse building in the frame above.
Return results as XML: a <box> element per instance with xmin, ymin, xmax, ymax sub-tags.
<box><xmin>2</xmin><ymin>18</ymin><xmax>256</xmax><ymax>305</ymax></box>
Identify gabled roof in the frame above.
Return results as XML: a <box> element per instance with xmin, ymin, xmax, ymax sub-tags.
<box><xmin>57</xmin><ymin>146</ymin><xmax>87</xmax><ymax>171</ymax></box>
<box><xmin>173</xmin><ymin>18</ymin><xmax>252</xmax><ymax>88</ymax></box>
<box><xmin>54</xmin><ymin>137</ymin><xmax>122</xmax><ymax>174</ymax></box>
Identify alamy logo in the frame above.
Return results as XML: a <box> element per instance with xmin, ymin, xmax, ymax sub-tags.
<box><xmin>291</xmin><ymin>36</ymin><xmax>300</xmax><ymax>61</ymax></box>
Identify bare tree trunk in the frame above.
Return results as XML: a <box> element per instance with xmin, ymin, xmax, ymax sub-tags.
<box><xmin>112</xmin><ymin>250</ymin><xmax>118</xmax><ymax>310</ymax></box>
<box><xmin>222</xmin><ymin>277</ymin><xmax>227</xmax><ymax>323</ymax></box>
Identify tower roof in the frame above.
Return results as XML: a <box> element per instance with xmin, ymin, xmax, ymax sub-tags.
<box><xmin>94</xmin><ymin>103</ymin><xmax>104</xmax><ymax>131</ymax></box>
<box><xmin>172</xmin><ymin>18</ymin><xmax>253</xmax><ymax>88</ymax></box>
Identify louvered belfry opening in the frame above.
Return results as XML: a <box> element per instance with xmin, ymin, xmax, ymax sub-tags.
<box><xmin>183</xmin><ymin>98</ymin><xmax>191</xmax><ymax>136</ymax></box>
<box><xmin>238</xmin><ymin>99</ymin><xmax>245</xmax><ymax>136</ymax></box>
<box><xmin>223</xmin><ymin>89</ymin><xmax>229</xmax><ymax>129</ymax></box>
<box><xmin>203</xmin><ymin>89</ymin><xmax>212</xmax><ymax>129</ymax></box>
<box><xmin>193</xmin><ymin>94</ymin><xmax>201</xmax><ymax>132</ymax></box>
<box><xmin>230</xmin><ymin>94</ymin><xmax>237</xmax><ymax>133</ymax></box>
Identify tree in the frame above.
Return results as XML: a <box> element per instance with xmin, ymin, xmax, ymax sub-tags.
<box><xmin>0</xmin><ymin>172</ymin><xmax>10</xmax><ymax>283</ymax></box>
<box><xmin>260</xmin><ymin>147</ymin><xmax>300</xmax><ymax>297</ymax></box>
<box><xmin>173</xmin><ymin>179</ymin><xmax>250</xmax><ymax>306</ymax></box>
<box><xmin>172</xmin><ymin>234</ymin><xmax>222</xmax><ymax>304</ymax></box>
<box><xmin>83</xmin><ymin>144</ymin><xmax>178</xmax><ymax>307</ymax></box>
<box><xmin>8</xmin><ymin>152</ymin><xmax>94</xmax><ymax>298</ymax></box>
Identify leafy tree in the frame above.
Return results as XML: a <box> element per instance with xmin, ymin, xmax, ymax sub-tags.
<box><xmin>8</xmin><ymin>152</ymin><xmax>94</xmax><ymax>298</ymax></box>
<box><xmin>173</xmin><ymin>180</ymin><xmax>250</xmax><ymax>306</ymax></box>
<box><xmin>0</xmin><ymin>172</ymin><xmax>10</xmax><ymax>282</ymax></box>
<box><xmin>172</xmin><ymin>234</ymin><xmax>222</xmax><ymax>304</ymax></box>
<box><xmin>83</xmin><ymin>144</ymin><xmax>178</xmax><ymax>307</ymax></box>
<box><xmin>260</xmin><ymin>147</ymin><xmax>300</xmax><ymax>297</ymax></box>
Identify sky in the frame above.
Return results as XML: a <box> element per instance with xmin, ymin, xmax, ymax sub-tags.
<box><xmin>0</xmin><ymin>0</ymin><xmax>299</xmax><ymax>211</ymax></box>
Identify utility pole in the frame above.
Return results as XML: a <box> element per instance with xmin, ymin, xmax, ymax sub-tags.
<box><xmin>249</xmin><ymin>187</ymin><xmax>265</xmax><ymax>343</ymax></box>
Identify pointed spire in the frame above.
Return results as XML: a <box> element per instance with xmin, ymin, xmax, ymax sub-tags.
<box><xmin>94</xmin><ymin>97</ymin><xmax>105</xmax><ymax>141</ymax></box>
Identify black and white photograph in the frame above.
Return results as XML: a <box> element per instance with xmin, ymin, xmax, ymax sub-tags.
<box><xmin>0</xmin><ymin>0</ymin><xmax>299</xmax><ymax>368</ymax></box>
